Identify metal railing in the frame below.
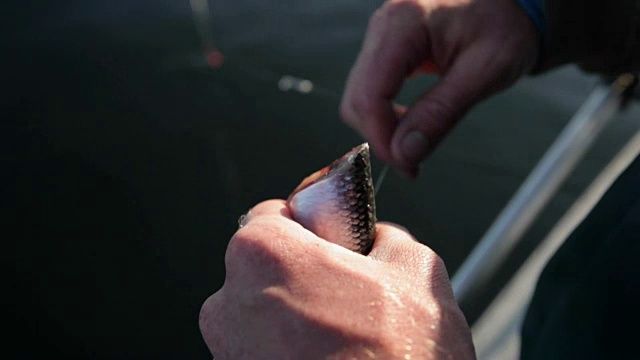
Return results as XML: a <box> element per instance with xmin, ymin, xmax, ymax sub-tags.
<box><xmin>452</xmin><ymin>73</ymin><xmax>639</xmax><ymax>303</ymax></box>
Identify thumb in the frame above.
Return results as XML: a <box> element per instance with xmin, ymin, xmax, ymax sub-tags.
<box><xmin>390</xmin><ymin>51</ymin><xmax>496</xmax><ymax>177</ymax></box>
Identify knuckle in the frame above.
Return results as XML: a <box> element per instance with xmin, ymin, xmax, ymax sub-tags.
<box><xmin>384</xmin><ymin>0</ymin><xmax>418</xmax><ymax>14</ymax></box>
<box><xmin>424</xmin><ymin>252</ymin><xmax>451</xmax><ymax>288</ymax></box>
<box><xmin>342</xmin><ymin>92</ymin><xmax>377</xmax><ymax>124</ymax></box>
<box><xmin>199</xmin><ymin>293</ymin><xmax>226</xmax><ymax>351</ymax></box>
<box><xmin>228</xmin><ymin>220</ymin><xmax>270</xmax><ymax>256</ymax></box>
<box><xmin>226</xmin><ymin>217</ymin><xmax>289</xmax><ymax>268</ymax></box>
<box><xmin>374</xmin><ymin>0</ymin><xmax>424</xmax><ymax>26</ymax></box>
<box><xmin>368</xmin><ymin>7</ymin><xmax>388</xmax><ymax>30</ymax></box>
<box><xmin>410</xmin><ymin>94</ymin><xmax>460</xmax><ymax>140</ymax></box>
<box><xmin>424</xmin><ymin>94</ymin><xmax>458</xmax><ymax>121</ymax></box>
<box><xmin>428</xmin><ymin>251</ymin><xmax>447</xmax><ymax>275</ymax></box>
<box><xmin>248</xmin><ymin>199</ymin><xmax>286</xmax><ymax>216</ymax></box>
<box><xmin>199</xmin><ymin>293</ymin><xmax>220</xmax><ymax>329</ymax></box>
<box><xmin>339</xmin><ymin>96</ymin><xmax>358</xmax><ymax>126</ymax></box>
<box><xmin>340</xmin><ymin>94</ymin><xmax>380</xmax><ymax>133</ymax></box>
<box><xmin>379</xmin><ymin>0</ymin><xmax>406</xmax><ymax>17</ymax></box>
<box><xmin>377</xmin><ymin>221</ymin><xmax>412</xmax><ymax>236</ymax></box>
<box><xmin>409</xmin><ymin>245</ymin><xmax>456</xmax><ymax>298</ymax></box>
<box><xmin>412</xmin><ymin>242</ymin><xmax>447</xmax><ymax>275</ymax></box>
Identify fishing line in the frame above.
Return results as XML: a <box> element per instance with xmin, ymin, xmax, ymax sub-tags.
<box><xmin>374</xmin><ymin>165</ymin><xmax>390</xmax><ymax>197</ymax></box>
<box><xmin>188</xmin><ymin>0</ymin><xmax>392</xmax><ymax>199</ymax></box>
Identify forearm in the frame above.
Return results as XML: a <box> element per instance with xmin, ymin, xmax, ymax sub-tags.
<box><xmin>532</xmin><ymin>0</ymin><xmax>640</xmax><ymax>74</ymax></box>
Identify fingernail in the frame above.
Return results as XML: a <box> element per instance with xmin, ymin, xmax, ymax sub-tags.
<box><xmin>400</xmin><ymin>131</ymin><xmax>429</xmax><ymax>163</ymax></box>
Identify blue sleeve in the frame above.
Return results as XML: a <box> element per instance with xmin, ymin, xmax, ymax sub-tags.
<box><xmin>515</xmin><ymin>0</ymin><xmax>546</xmax><ymax>35</ymax></box>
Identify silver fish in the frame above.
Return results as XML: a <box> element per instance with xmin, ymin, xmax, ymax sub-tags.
<box><xmin>287</xmin><ymin>143</ymin><xmax>377</xmax><ymax>254</ymax></box>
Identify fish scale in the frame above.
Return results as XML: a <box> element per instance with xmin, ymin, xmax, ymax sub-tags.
<box><xmin>287</xmin><ymin>143</ymin><xmax>377</xmax><ymax>254</ymax></box>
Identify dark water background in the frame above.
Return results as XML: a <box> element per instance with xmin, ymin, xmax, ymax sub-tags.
<box><xmin>10</xmin><ymin>1</ymin><xmax>640</xmax><ymax>358</ymax></box>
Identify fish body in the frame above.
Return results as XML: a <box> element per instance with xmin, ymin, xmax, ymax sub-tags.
<box><xmin>287</xmin><ymin>143</ymin><xmax>377</xmax><ymax>254</ymax></box>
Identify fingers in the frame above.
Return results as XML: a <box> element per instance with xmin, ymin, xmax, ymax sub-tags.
<box><xmin>369</xmin><ymin>222</ymin><xmax>436</xmax><ymax>265</ymax></box>
<box><xmin>390</xmin><ymin>56</ymin><xmax>486</xmax><ymax>175</ymax></box>
<box><xmin>341</xmin><ymin>0</ymin><xmax>536</xmax><ymax>178</ymax></box>
<box><xmin>240</xmin><ymin>199</ymin><xmax>293</xmax><ymax>225</ymax></box>
<box><xmin>227</xmin><ymin>199</ymin><xmax>326</xmax><ymax>279</ymax></box>
<box><xmin>391</xmin><ymin>48</ymin><xmax>510</xmax><ymax>175</ymax></box>
<box><xmin>230</xmin><ymin>199</ymin><xmax>310</xmax><ymax>256</ymax></box>
<box><xmin>199</xmin><ymin>292</ymin><xmax>225</xmax><ymax>357</ymax></box>
<box><xmin>369</xmin><ymin>222</ymin><xmax>454</xmax><ymax>298</ymax></box>
<box><xmin>340</xmin><ymin>1</ymin><xmax>430</xmax><ymax>170</ymax></box>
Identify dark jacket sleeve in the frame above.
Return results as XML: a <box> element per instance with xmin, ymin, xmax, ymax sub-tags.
<box><xmin>534</xmin><ymin>0</ymin><xmax>640</xmax><ymax>75</ymax></box>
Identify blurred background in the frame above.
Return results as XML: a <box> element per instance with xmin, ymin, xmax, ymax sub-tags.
<box><xmin>10</xmin><ymin>0</ymin><xmax>640</xmax><ymax>358</ymax></box>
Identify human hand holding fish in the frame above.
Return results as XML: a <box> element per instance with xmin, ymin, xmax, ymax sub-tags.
<box><xmin>199</xmin><ymin>144</ymin><xmax>475</xmax><ymax>359</ymax></box>
<box><xmin>199</xmin><ymin>200</ymin><xmax>475</xmax><ymax>359</ymax></box>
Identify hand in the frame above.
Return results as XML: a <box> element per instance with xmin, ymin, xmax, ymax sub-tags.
<box><xmin>199</xmin><ymin>200</ymin><xmax>475</xmax><ymax>359</ymax></box>
<box><xmin>340</xmin><ymin>0</ymin><xmax>539</xmax><ymax>178</ymax></box>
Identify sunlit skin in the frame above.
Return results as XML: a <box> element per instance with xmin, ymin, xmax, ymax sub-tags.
<box><xmin>340</xmin><ymin>0</ymin><xmax>538</xmax><ymax>178</ymax></box>
<box><xmin>199</xmin><ymin>200</ymin><xmax>475</xmax><ymax>359</ymax></box>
